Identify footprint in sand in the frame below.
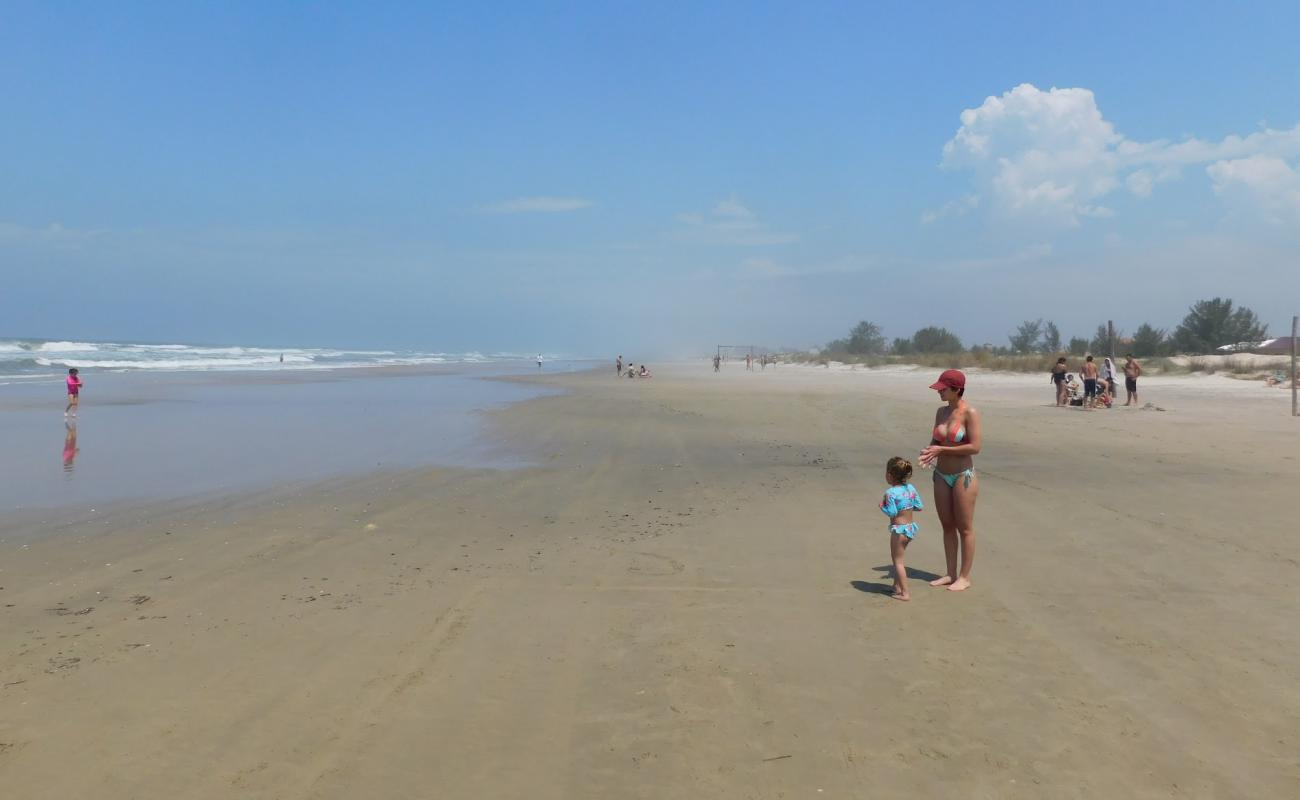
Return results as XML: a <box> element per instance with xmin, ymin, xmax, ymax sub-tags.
<box><xmin>627</xmin><ymin>552</ymin><xmax>685</xmax><ymax>576</ymax></box>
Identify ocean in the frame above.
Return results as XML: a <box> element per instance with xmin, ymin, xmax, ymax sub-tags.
<box><xmin>0</xmin><ymin>338</ymin><xmax>592</xmax><ymax>513</ymax></box>
<box><xmin>0</xmin><ymin>338</ymin><xmax>566</xmax><ymax>383</ymax></box>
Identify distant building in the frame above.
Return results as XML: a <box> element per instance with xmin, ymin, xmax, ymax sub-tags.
<box><xmin>1217</xmin><ymin>337</ymin><xmax>1299</xmax><ymax>354</ymax></box>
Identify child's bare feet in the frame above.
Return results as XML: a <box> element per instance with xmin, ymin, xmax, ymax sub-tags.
<box><xmin>947</xmin><ymin>577</ymin><xmax>971</xmax><ymax>591</ymax></box>
<box><xmin>890</xmin><ymin>588</ymin><xmax>910</xmax><ymax>601</ymax></box>
<box><xmin>929</xmin><ymin>575</ymin><xmax>954</xmax><ymax>587</ymax></box>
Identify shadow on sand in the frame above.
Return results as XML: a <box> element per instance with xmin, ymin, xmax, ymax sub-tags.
<box><xmin>850</xmin><ymin>565</ymin><xmax>945</xmax><ymax>595</ymax></box>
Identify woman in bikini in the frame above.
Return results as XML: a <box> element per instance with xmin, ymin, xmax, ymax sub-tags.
<box><xmin>919</xmin><ymin>369</ymin><xmax>981</xmax><ymax>592</ymax></box>
<box><xmin>1051</xmin><ymin>357</ymin><xmax>1068</xmax><ymax>407</ymax></box>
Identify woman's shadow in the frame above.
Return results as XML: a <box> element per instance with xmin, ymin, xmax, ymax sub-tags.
<box><xmin>851</xmin><ymin>565</ymin><xmax>943</xmax><ymax>595</ymax></box>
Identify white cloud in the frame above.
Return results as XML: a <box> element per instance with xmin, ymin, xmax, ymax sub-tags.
<box><xmin>737</xmin><ymin>254</ymin><xmax>875</xmax><ymax>279</ymax></box>
<box><xmin>675</xmin><ymin>197</ymin><xmax>799</xmax><ymax>246</ymax></box>
<box><xmin>944</xmin><ymin>242</ymin><xmax>1054</xmax><ymax>272</ymax></box>
<box><xmin>1207</xmin><ymin>155</ymin><xmax>1300</xmax><ymax>222</ymax></box>
<box><xmin>1126</xmin><ymin>170</ymin><xmax>1155</xmax><ymax>198</ymax></box>
<box><xmin>479</xmin><ymin>196</ymin><xmax>592</xmax><ymax>214</ymax></box>
<box><xmin>939</xmin><ymin>83</ymin><xmax>1300</xmax><ymax>226</ymax></box>
<box><xmin>921</xmin><ymin>194</ymin><xmax>979</xmax><ymax>224</ymax></box>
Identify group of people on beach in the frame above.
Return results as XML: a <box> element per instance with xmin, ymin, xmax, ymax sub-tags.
<box><xmin>1050</xmin><ymin>354</ymin><xmax>1142</xmax><ymax>409</ymax></box>
<box><xmin>710</xmin><ymin>353</ymin><xmax>775</xmax><ymax>372</ymax></box>
<box><xmin>878</xmin><ymin>369</ymin><xmax>980</xmax><ymax>601</ymax></box>
<box><xmin>614</xmin><ymin>355</ymin><xmax>652</xmax><ymax>379</ymax></box>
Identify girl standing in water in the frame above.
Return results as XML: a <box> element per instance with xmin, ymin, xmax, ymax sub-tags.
<box><xmin>919</xmin><ymin>370</ymin><xmax>981</xmax><ymax>592</ymax></box>
<box><xmin>65</xmin><ymin>368</ymin><xmax>82</xmax><ymax>417</ymax></box>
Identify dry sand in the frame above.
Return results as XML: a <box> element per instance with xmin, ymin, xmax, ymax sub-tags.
<box><xmin>1</xmin><ymin>363</ymin><xmax>1297</xmax><ymax>798</ymax></box>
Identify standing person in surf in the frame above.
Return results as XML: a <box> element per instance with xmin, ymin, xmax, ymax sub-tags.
<box><xmin>64</xmin><ymin>368</ymin><xmax>82</xmax><ymax>417</ymax></box>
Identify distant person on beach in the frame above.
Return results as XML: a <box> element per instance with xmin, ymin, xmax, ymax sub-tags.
<box><xmin>639</xmin><ymin>364</ymin><xmax>652</xmax><ymax>378</ymax></box>
<box><xmin>1101</xmin><ymin>357</ymin><xmax>1119</xmax><ymax>405</ymax></box>
<box><xmin>1080</xmin><ymin>356</ymin><xmax>1100</xmax><ymax>409</ymax></box>
<box><xmin>537</xmin><ymin>354</ymin><xmax>543</xmax><ymax>370</ymax></box>
<box><xmin>1051</xmin><ymin>357</ymin><xmax>1068</xmax><ymax>407</ymax></box>
<box><xmin>1064</xmin><ymin>373</ymin><xmax>1082</xmax><ymax>405</ymax></box>
<box><xmin>713</xmin><ymin>354</ymin><xmax>721</xmax><ymax>372</ymax></box>
<box><xmin>746</xmin><ymin>353</ymin><xmax>752</xmax><ymax>371</ymax></box>
<box><xmin>880</xmin><ymin>456</ymin><xmax>924</xmax><ymax>601</ymax></box>
<box><xmin>64</xmin><ymin>368</ymin><xmax>82</xmax><ymax>417</ymax></box>
<box><xmin>919</xmin><ymin>369</ymin><xmax>981</xmax><ymax>592</ymax></box>
<box><xmin>617</xmin><ymin>355</ymin><xmax>623</xmax><ymax>376</ymax></box>
<box><xmin>1124</xmin><ymin>354</ymin><xmax>1142</xmax><ymax>406</ymax></box>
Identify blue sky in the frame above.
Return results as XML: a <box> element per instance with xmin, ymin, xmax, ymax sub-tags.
<box><xmin>3</xmin><ymin>1</ymin><xmax>1299</xmax><ymax>355</ymax></box>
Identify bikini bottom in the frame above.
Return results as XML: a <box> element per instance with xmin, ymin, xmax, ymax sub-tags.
<box><xmin>934</xmin><ymin>468</ymin><xmax>975</xmax><ymax>490</ymax></box>
<box><xmin>889</xmin><ymin>523</ymin><xmax>918</xmax><ymax>539</ymax></box>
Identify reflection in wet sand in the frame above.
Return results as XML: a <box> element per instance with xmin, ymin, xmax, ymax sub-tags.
<box><xmin>3</xmin><ymin>366</ymin><xmax>564</xmax><ymax>509</ymax></box>
<box><xmin>62</xmin><ymin>422</ymin><xmax>78</xmax><ymax>474</ymax></box>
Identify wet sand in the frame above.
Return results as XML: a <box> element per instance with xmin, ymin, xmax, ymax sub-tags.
<box><xmin>1</xmin><ymin>363</ymin><xmax>1297</xmax><ymax>798</ymax></box>
<box><xmin>0</xmin><ymin>366</ymin><xmax>569</xmax><ymax>510</ymax></box>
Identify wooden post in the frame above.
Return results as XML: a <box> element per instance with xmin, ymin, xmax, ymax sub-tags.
<box><xmin>1292</xmin><ymin>316</ymin><xmax>1297</xmax><ymax>417</ymax></box>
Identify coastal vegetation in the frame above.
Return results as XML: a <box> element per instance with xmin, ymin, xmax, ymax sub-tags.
<box><xmin>797</xmin><ymin>297</ymin><xmax>1279</xmax><ymax>376</ymax></box>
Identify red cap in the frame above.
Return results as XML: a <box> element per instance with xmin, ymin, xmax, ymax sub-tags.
<box><xmin>929</xmin><ymin>369</ymin><xmax>966</xmax><ymax>391</ymax></box>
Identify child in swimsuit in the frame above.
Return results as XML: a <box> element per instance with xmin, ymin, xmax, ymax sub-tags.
<box><xmin>880</xmin><ymin>456</ymin><xmax>924</xmax><ymax>601</ymax></box>
<box><xmin>65</xmin><ymin>368</ymin><xmax>82</xmax><ymax>417</ymax></box>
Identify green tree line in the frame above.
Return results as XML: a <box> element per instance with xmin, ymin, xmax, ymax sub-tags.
<box><xmin>824</xmin><ymin>297</ymin><xmax>1269</xmax><ymax>357</ymax></box>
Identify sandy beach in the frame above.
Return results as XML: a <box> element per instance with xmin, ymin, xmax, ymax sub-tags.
<box><xmin>2</xmin><ymin>363</ymin><xmax>1297</xmax><ymax>798</ymax></box>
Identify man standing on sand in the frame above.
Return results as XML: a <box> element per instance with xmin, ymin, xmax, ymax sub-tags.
<box><xmin>1080</xmin><ymin>355</ymin><xmax>1100</xmax><ymax>410</ymax></box>
<box><xmin>1124</xmin><ymin>354</ymin><xmax>1142</xmax><ymax>406</ymax></box>
<box><xmin>616</xmin><ymin>355</ymin><xmax>623</xmax><ymax>376</ymax></box>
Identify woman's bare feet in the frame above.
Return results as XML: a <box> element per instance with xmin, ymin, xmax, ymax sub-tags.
<box><xmin>947</xmin><ymin>577</ymin><xmax>971</xmax><ymax>591</ymax></box>
<box><xmin>929</xmin><ymin>575</ymin><xmax>955</xmax><ymax>587</ymax></box>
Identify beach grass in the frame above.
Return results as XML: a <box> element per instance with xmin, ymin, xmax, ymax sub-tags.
<box><xmin>786</xmin><ymin>351</ymin><xmax>1289</xmax><ymax>379</ymax></box>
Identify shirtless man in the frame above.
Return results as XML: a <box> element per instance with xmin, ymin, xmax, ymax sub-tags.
<box><xmin>1124</xmin><ymin>354</ymin><xmax>1142</xmax><ymax>406</ymax></box>
<box><xmin>1080</xmin><ymin>355</ymin><xmax>1100</xmax><ymax>410</ymax></box>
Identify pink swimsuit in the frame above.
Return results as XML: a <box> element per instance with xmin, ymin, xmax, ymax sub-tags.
<box><xmin>67</xmin><ymin>376</ymin><xmax>81</xmax><ymax>395</ymax></box>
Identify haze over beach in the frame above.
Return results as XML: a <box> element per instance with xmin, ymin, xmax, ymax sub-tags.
<box><xmin>3</xmin><ymin>3</ymin><xmax>1299</xmax><ymax>799</ymax></box>
<box><xmin>5</xmin><ymin>4</ymin><xmax>1300</xmax><ymax>351</ymax></box>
